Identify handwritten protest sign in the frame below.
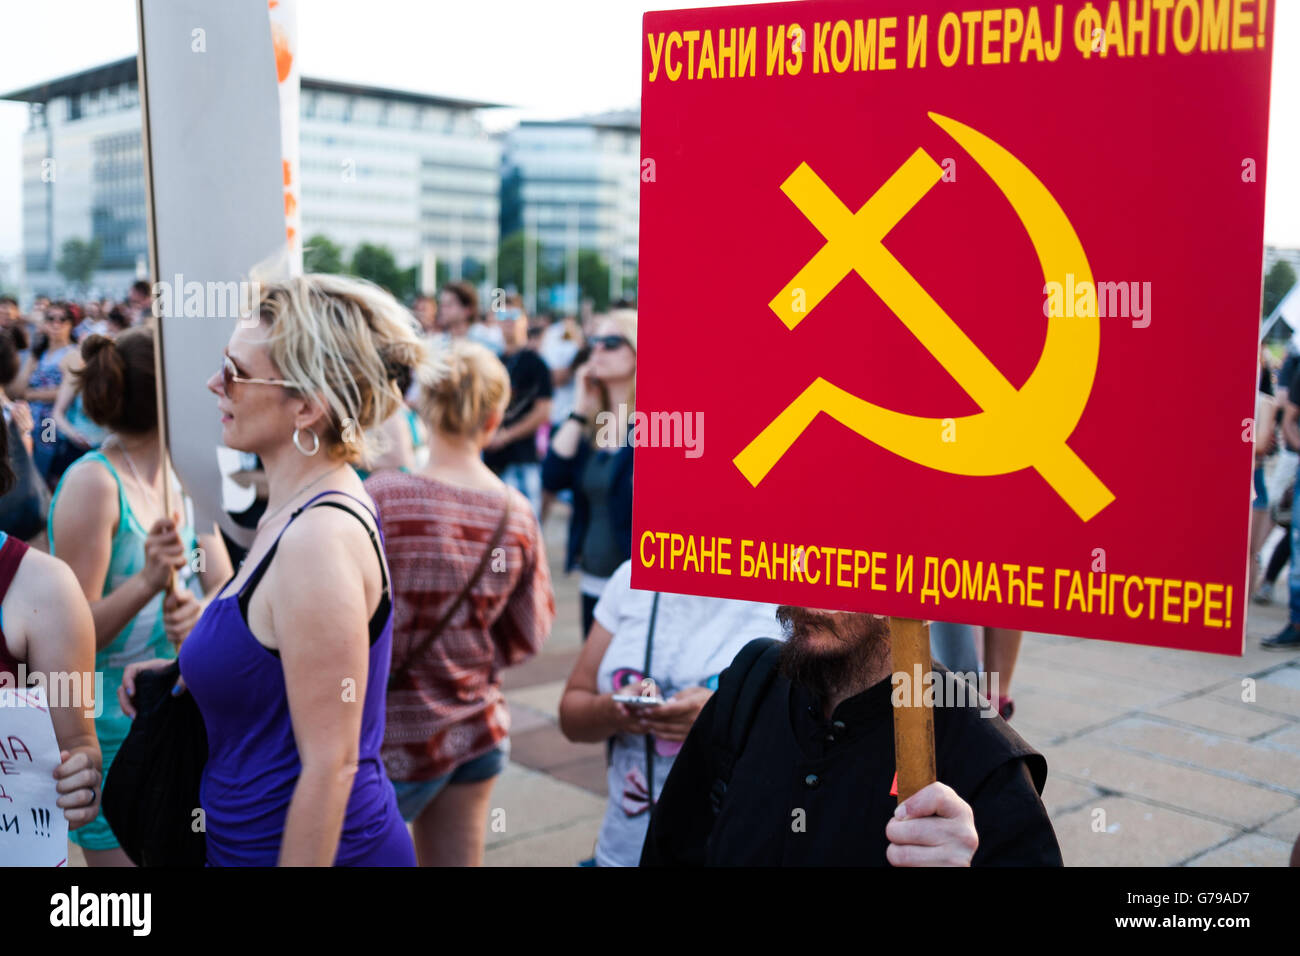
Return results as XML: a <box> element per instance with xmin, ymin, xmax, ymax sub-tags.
<box><xmin>0</xmin><ymin>687</ymin><xmax>68</xmax><ymax>866</ymax></box>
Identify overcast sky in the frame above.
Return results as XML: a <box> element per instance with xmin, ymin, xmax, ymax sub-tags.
<box><xmin>0</xmin><ymin>0</ymin><xmax>1296</xmax><ymax>257</ymax></box>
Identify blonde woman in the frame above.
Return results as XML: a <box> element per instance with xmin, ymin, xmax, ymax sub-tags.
<box><xmin>366</xmin><ymin>339</ymin><xmax>554</xmax><ymax>866</ymax></box>
<box><xmin>120</xmin><ymin>274</ymin><xmax>425</xmax><ymax>866</ymax></box>
<box><xmin>543</xmin><ymin>310</ymin><xmax>637</xmax><ymax>637</ymax></box>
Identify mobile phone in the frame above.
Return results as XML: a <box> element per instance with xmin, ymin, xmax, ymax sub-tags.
<box><xmin>612</xmin><ymin>694</ymin><xmax>664</xmax><ymax>707</ymax></box>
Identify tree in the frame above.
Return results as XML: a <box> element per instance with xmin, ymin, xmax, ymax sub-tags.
<box><xmin>576</xmin><ymin>249</ymin><xmax>611</xmax><ymax>313</ymax></box>
<box><xmin>350</xmin><ymin>243</ymin><xmax>409</xmax><ymax>298</ymax></box>
<box><xmin>303</xmin><ymin>234</ymin><xmax>344</xmax><ymax>274</ymax></box>
<box><xmin>496</xmin><ymin>230</ymin><xmax>560</xmax><ymax>298</ymax></box>
<box><xmin>56</xmin><ymin>238</ymin><xmax>101</xmax><ymax>292</ymax></box>
<box><xmin>1263</xmin><ymin>259</ymin><xmax>1297</xmax><ymax>317</ymax></box>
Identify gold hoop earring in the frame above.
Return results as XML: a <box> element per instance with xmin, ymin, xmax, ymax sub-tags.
<box><xmin>292</xmin><ymin>427</ymin><xmax>320</xmax><ymax>457</ymax></box>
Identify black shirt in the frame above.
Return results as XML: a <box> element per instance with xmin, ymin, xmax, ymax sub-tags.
<box><xmin>641</xmin><ymin>663</ymin><xmax>1063</xmax><ymax>866</ymax></box>
<box><xmin>484</xmin><ymin>349</ymin><xmax>553</xmax><ymax>472</ymax></box>
<box><xmin>1279</xmin><ymin>351</ymin><xmax>1299</xmax><ymax>397</ymax></box>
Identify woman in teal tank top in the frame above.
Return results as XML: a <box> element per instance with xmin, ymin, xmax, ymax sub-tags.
<box><xmin>48</xmin><ymin>330</ymin><xmax>232</xmax><ymax>866</ymax></box>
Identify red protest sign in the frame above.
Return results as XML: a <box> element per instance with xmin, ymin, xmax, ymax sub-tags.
<box><xmin>631</xmin><ymin>0</ymin><xmax>1274</xmax><ymax>654</ymax></box>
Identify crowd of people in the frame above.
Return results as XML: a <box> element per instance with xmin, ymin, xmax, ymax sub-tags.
<box><xmin>1251</xmin><ymin>340</ymin><xmax>1300</xmax><ymax>650</ymax></box>
<box><xmin>0</xmin><ymin>273</ymin><xmax>1061</xmax><ymax>867</ymax></box>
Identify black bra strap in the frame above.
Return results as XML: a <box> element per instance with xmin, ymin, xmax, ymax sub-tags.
<box><xmin>238</xmin><ymin>498</ymin><xmax>392</xmax><ymax>646</ymax></box>
<box><xmin>304</xmin><ymin>500</ymin><xmax>390</xmax><ymax>599</ymax></box>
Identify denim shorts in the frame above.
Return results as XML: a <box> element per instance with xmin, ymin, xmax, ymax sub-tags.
<box><xmin>390</xmin><ymin>740</ymin><xmax>510</xmax><ymax>822</ymax></box>
<box><xmin>1253</xmin><ymin>465</ymin><xmax>1269</xmax><ymax>512</ymax></box>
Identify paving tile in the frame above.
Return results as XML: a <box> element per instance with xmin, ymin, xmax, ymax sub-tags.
<box><xmin>1008</xmin><ymin>663</ymin><xmax>1178</xmax><ymax>712</ymax></box>
<box><xmin>1259</xmin><ymin>664</ymin><xmax>1300</xmax><ymax>691</ymax></box>
<box><xmin>1083</xmin><ymin>717</ymin><xmax>1300</xmax><ymax>792</ymax></box>
<box><xmin>507</xmin><ymin>702</ymin><xmax>555</xmax><ymax>734</ymax></box>
<box><xmin>510</xmin><ymin>724</ymin><xmax>605</xmax><ymax>773</ymax></box>
<box><xmin>1185</xmin><ymin>833</ymin><xmax>1294</xmax><ymax>867</ymax></box>
<box><xmin>547</xmin><ymin>754</ymin><xmax>610</xmax><ymax>796</ymax></box>
<box><xmin>482</xmin><ymin>761</ymin><xmax>606</xmax><ymax>848</ymax></box>
<box><xmin>1148</xmin><ymin>695</ymin><xmax>1291</xmax><ymax>740</ymax></box>
<box><xmin>1054</xmin><ymin>661</ymin><xmax>1224</xmax><ymax>695</ymax></box>
<box><xmin>1002</xmin><ymin>687</ymin><xmax>1121</xmax><ymax>741</ymax></box>
<box><xmin>1050</xmin><ymin>796</ymin><xmax>1237</xmax><ymax>867</ymax></box>
<box><xmin>1043</xmin><ymin>741</ymin><xmax>1296</xmax><ymax>827</ymax></box>
<box><xmin>1257</xmin><ymin>804</ymin><xmax>1300</xmax><ymax>842</ymax></box>
<box><xmin>1261</xmin><ymin>724</ymin><xmax>1300</xmax><ymax>756</ymax></box>
<box><xmin>486</xmin><ymin>816</ymin><xmax>602</xmax><ymax>867</ymax></box>
<box><xmin>502</xmin><ymin>648</ymin><xmax>581</xmax><ymax>691</ymax></box>
<box><xmin>1037</xmin><ymin>644</ymin><xmax>1238</xmax><ymax>693</ymax></box>
<box><xmin>1040</xmin><ymin>775</ymin><xmax>1099</xmax><ymax>816</ymax></box>
<box><xmin>1207</xmin><ymin>674</ymin><xmax>1300</xmax><ymax>718</ymax></box>
<box><xmin>1238</xmin><ymin>639</ymin><xmax>1300</xmax><ymax>670</ymax></box>
<box><xmin>504</xmin><ymin>678</ymin><xmax>568</xmax><ymax>720</ymax></box>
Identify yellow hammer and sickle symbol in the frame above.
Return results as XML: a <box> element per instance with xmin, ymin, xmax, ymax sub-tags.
<box><xmin>733</xmin><ymin>112</ymin><xmax>1115</xmax><ymax>522</ymax></box>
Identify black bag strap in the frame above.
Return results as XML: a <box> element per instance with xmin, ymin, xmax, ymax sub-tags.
<box><xmin>643</xmin><ymin>591</ymin><xmax>661</xmax><ymax>805</ymax></box>
<box><xmin>709</xmin><ymin>637</ymin><xmax>782</xmax><ymax>816</ymax></box>
<box><xmin>389</xmin><ymin>493</ymin><xmax>512</xmax><ymax>688</ymax></box>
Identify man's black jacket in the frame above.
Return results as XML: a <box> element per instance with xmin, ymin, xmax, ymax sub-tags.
<box><xmin>640</xmin><ymin>662</ymin><xmax>1063</xmax><ymax>866</ymax></box>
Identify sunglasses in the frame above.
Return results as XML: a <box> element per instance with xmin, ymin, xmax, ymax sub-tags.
<box><xmin>590</xmin><ymin>334</ymin><xmax>631</xmax><ymax>352</ymax></box>
<box><xmin>222</xmin><ymin>354</ymin><xmax>297</xmax><ymax>393</ymax></box>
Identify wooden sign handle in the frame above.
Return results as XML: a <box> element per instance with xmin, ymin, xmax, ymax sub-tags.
<box><xmin>889</xmin><ymin>617</ymin><xmax>936</xmax><ymax>802</ymax></box>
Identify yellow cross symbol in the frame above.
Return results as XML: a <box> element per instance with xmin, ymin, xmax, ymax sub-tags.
<box><xmin>733</xmin><ymin>112</ymin><xmax>1115</xmax><ymax>522</ymax></box>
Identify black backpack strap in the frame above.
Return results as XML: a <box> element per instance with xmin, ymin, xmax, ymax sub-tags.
<box><xmin>709</xmin><ymin>637</ymin><xmax>782</xmax><ymax>816</ymax></box>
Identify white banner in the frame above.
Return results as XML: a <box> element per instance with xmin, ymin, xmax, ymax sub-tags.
<box><xmin>137</xmin><ymin>0</ymin><xmax>296</xmax><ymax>540</ymax></box>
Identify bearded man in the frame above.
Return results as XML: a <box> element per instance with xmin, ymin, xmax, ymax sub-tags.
<box><xmin>639</xmin><ymin>607</ymin><xmax>1062</xmax><ymax>866</ymax></box>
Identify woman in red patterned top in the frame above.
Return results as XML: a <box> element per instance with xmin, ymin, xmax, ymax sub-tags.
<box><xmin>365</xmin><ymin>339</ymin><xmax>555</xmax><ymax>866</ymax></box>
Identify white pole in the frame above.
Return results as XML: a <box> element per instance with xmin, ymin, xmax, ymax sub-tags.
<box><xmin>611</xmin><ymin>242</ymin><xmax>622</xmax><ymax>304</ymax></box>
<box><xmin>452</xmin><ymin>212</ymin><xmax>462</xmax><ymax>281</ymax></box>
<box><xmin>566</xmin><ymin>203</ymin><xmax>578</xmax><ymax>314</ymax></box>
<box><xmin>524</xmin><ymin>207</ymin><xmax>536</xmax><ymax>315</ymax></box>
<box><xmin>420</xmin><ymin>248</ymin><xmax>437</xmax><ymax>295</ymax></box>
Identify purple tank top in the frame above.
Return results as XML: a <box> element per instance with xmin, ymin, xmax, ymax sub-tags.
<box><xmin>178</xmin><ymin>491</ymin><xmax>414</xmax><ymax>866</ymax></box>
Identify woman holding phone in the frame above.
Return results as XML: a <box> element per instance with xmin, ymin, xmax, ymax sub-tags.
<box><xmin>121</xmin><ymin>274</ymin><xmax>424</xmax><ymax>866</ymax></box>
<box><xmin>559</xmin><ymin>559</ymin><xmax>779</xmax><ymax>866</ymax></box>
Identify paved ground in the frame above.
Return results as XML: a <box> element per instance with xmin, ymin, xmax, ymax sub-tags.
<box><xmin>67</xmin><ymin>508</ymin><xmax>1300</xmax><ymax>866</ymax></box>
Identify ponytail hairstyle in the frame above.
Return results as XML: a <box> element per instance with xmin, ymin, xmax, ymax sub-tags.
<box><xmin>418</xmin><ymin>339</ymin><xmax>510</xmax><ymax>440</ymax></box>
<box><xmin>0</xmin><ymin>328</ymin><xmax>21</xmax><ymax>387</ymax></box>
<box><xmin>256</xmin><ymin>273</ymin><xmax>437</xmax><ymax>464</ymax></box>
<box><xmin>74</xmin><ymin>327</ymin><xmax>158</xmax><ymax>434</ymax></box>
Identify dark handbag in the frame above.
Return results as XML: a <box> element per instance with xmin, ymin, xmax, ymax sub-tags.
<box><xmin>102</xmin><ymin>661</ymin><xmax>208</xmax><ymax>866</ymax></box>
<box><xmin>0</xmin><ymin>419</ymin><xmax>50</xmax><ymax>540</ymax></box>
<box><xmin>387</xmin><ymin>494</ymin><xmax>513</xmax><ymax>690</ymax></box>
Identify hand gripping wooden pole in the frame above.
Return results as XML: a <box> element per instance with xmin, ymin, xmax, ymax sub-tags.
<box><xmin>137</xmin><ymin>0</ymin><xmax>177</xmax><ymax>604</ymax></box>
<box><xmin>889</xmin><ymin>617</ymin><xmax>936</xmax><ymax>802</ymax></box>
